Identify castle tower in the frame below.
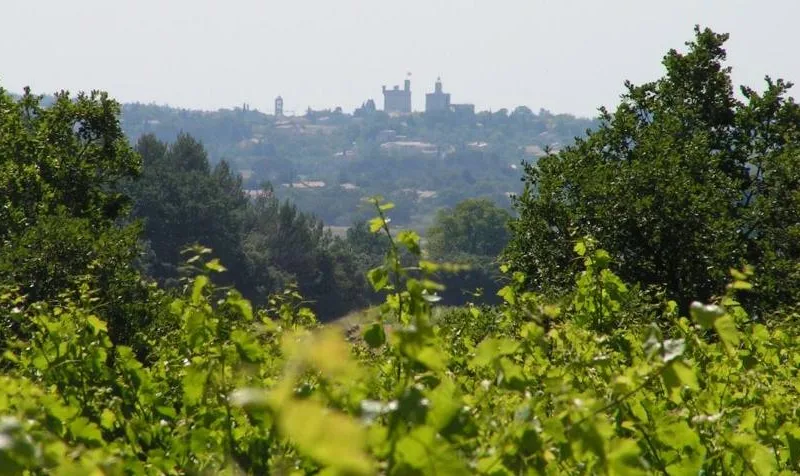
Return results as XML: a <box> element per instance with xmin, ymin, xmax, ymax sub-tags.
<box><xmin>382</xmin><ymin>75</ymin><xmax>412</xmax><ymax>114</ymax></box>
<box><xmin>425</xmin><ymin>77</ymin><xmax>451</xmax><ymax>113</ymax></box>
<box><xmin>275</xmin><ymin>96</ymin><xmax>284</xmax><ymax>117</ymax></box>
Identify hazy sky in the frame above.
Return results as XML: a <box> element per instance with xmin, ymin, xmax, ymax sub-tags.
<box><xmin>2</xmin><ymin>1</ymin><xmax>798</xmax><ymax>117</ymax></box>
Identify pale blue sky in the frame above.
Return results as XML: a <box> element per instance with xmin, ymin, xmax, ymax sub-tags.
<box><xmin>1</xmin><ymin>0</ymin><xmax>797</xmax><ymax>116</ymax></box>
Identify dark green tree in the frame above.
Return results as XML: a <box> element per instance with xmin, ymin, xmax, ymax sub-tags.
<box><xmin>0</xmin><ymin>87</ymin><xmax>139</xmax><ymax>238</ymax></box>
<box><xmin>0</xmin><ymin>86</ymin><xmax>165</xmax><ymax>346</ymax></box>
<box><xmin>127</xmin><ymin>133</ymin><xmax>250</xmax><ymax>289</ymax></box>
<box><xmin>426</xmin><ymin>198</ymin><xmax>512</xmax><ymax>306</ymax></box>
<box><xmin>505</xmin><ymin>27</ymin><xmax>800</xmax><ymax>314</ymax></box>
<box><xmin>241</xmin><ymin>192</ymin><xmax>370</xmax><ymax>319</ymax></box>
<box><xmin>427</xmin><ymin>198</ymin><xmax>512</xmax><ymax>260</ymax></box>
<box><xmin>345</xmin><ymin>220</ymin><xmax>391</xmax><ymax>270</ymax></box>
<box><xmin>128</xmin><ymin>134</ymin><xmax>374</xmax><ymax>320</ymax></box>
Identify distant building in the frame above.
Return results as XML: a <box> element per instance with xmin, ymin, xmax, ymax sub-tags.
<box><xmin>451</xmin><ymin>103</ymin><xmax>475</xmax><ymax>115</ymax></box>
<box><xmin>282</xmin><ymin>180</ymin><xmax>327</xmax><ymax>189</ymax></box>
<box><xmin>275</xmin><ymin>96</ymin><xmax>284</xmax><ymax>117</ymax></box>
<box><xmin>244</xmin><ymin>189</ymin><xmax>273</xmax><ymax>199</ymax></box>
<box><xmin>383</xmin><ymin>75</ymin><xmax>412</xmax><ymax>114</ymax></box>
<box><xmin>354</xmin><ymin>99</ymin><xmax>377</xmax><ymax>116</ymax></box>
<box><xmin>467</xmin><ymin>141</ymin><xmax>489</xmax><ymax>151</ymax></box>
<box><xmin>425</xmin><ymin>78</ymin><xmax>451</xmax><ymax>113</ymax></box>
<box><xmin>380</xmin><ymin>140</ymin><xmax>438</xmax><ymax>158</ymax></box>
<box><xmin>376</xmin><ymin>129</ymin><xmax>398</xmax><ymax>143</ymax></box>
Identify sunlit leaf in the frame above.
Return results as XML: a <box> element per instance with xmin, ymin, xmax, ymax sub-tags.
<box><xmin>396</xmin><ymin>230</ymin><xmax>421</xmax><ymax>255</ymax></box>
<box><xmin>100</xmin><ymin>409</ymin><xmax>116</xmax><ymax>430</ymax></box>
<box><xmin>204</xmin><ymin>258</ymin><xmax>227</xmax><ymax>273</ymax></box>
<box><xmin>280</xmin><ymin>399</ymin><xmax>373</xmax><ymax>475</ymax></box>
<box><xmin>426</xmin><ymin>378</ymin><xmax>461</xmax><ymax>431</ymax></box>
<box><xmin>608</xmin><ymin>438</ymin><xmax>645</xmax><ymax>475</ymax></box>
<box><xmin>183</xmin><ymin>364</ymin><xmax>207</xmax><ymax>407</ymax></box>
<box><xmin>369</xmin><ymin>217</ymin><xmax>385</xmax><ymax>233</ymax></box>
<box><xmin>367</xmin><ymin>267</ymin><xmax>389</xmax><ymax>292</ymax></box>
<box><xmin>69</xmin><ymin>417</ymin><xmax>103</xmax><ymax>446</ymax></box>
<box><xmin>471</xmin><ymin>338</ymin><xmax>520</xmax><ymax>368</ymax></box>
<box><xmin>394</xmin><ymin>426</ymin><xmax>470</xmax><ymax>475</ymax></box>
<box><xmin>714</xmin><ymin>314</ymin><xmax>740</xmax><ymax>352</ymax></box>
<box><xmin>191</xmin><ymin>275</ymin><xmax>209</xmax><ymax>304</ymax></box>
<box><xmin>662</xmin><ymin>360</ymin><xmax>698</xmax><ymax>403</ymax></box>
<box><xmin>232</xmin><ymin>329</ymin><xmax>262</xmax><ymax>363</ymax></box>
<box><xmin>86</xmin><ymin>315</ymin><xmax>108</xmax><ymax>335</ymax></box>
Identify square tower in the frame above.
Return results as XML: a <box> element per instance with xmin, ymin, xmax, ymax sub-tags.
<box><xmin>382</xmin><ymin>76</ymin><xmax>412</xmax><ymax>114</ymax></box>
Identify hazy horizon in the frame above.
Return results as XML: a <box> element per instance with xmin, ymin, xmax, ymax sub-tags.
<box><xmin>3</xmin><ymin>0</ymin><xmax>799</xmax><ymax>117</ymax></box>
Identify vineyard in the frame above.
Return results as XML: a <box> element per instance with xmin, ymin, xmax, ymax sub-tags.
<box><xmin>2</xmin><ymin>204</ymin><xmax>798</xmax><ymax>474</ymax></box>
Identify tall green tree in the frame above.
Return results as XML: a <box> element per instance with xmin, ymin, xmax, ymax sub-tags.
<box><xmin>0</xmin><ymin>86</ymin><xmax>164</xmax><ymax>346</ymax></box>
<box><xmin>505</xmin><ymin>27</ymin><xmax>800</xmax><ymax>314</ymax></box>
<box><xmin>127</xmin><ymin>133</ymin><xmax>250</xmax><ymax>288</ymax></box>
<box><xmin>241</xmin><ymin>193</ymin><xmax>371</xmax><ymax>318</ymax></box>
<box><xmin>426</xmin><ymin>198</ymin><xmax>511</xmax><ymax>305</ymax></box>
<box><xmin>0</xmin><ymin>87</ymin><xmax>139</xmax><ymax>237</ymax></box>
<box><xmin>128</xmin><ymin>134</ymin><xmax>374</xmax><ymax>320</ymax></box>
<box><xmin>427</xmin><ymin>198</ymin><xmax>511</xmax><ymax>260</ymax></box>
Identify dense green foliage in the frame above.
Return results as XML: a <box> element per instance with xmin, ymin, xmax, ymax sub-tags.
<box><xmin>3</xmin><ymin>208</ymin><xmax>800</xmax><ymax>474</ymax></box>
<box><xmin>1</xmin><ymin>88</ymin><xmax>138</xmax><ymax>235</ymax></box>
<box><xmin>125</xmin><ymin>133</ymin><xmax>385</xmax><ymax>320</ymax></box>
<box><xmin>3</xmin><ymin>27</ymin><xmax>800</xmax><ymax>475</ymax></box>
<box><xmin>426</xmin><ymin>199</ymin><xmax>512</xmax><ymax>305</ymax></box>
<box><xmin>427</xmin><ymin>198</ymin><xmax>511</xmax><ymax>260</ymax></box>
<box><xmin>506</xmin><ymin>27</ymin><xmax>800</xmax><ymax>316</ymax></box>
<box><xmin>0</xmin><ymin>87</ymin><xmax>166</xmax><ymax>347</ymax></box>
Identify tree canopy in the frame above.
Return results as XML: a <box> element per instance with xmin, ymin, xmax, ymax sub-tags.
<box><xmin>427</xmin><ymin>198</ymin><xmax>512</xmax><ymax>260</ymax></box>
<box><xmin>425</xmin><ymin>198</ymin><xmax>511</xmax><ymax>305</ymax></box>
<box><xmin>506</xmin><ymin>27</ymin><xmax>800</xmax><ymax>315</ymax></box>
<box><xmin>0</xmin><ymin>87</ymin><xmax>138</xmax><ymax>238</ymax></box>
<box><xmin>125</xmin><ymin>133</ymin><xmax>383</xmax><ymax>320</ymax></box>
<box><xmin>0</xmin><ymin>87</ymin><xmax>163</xmax><ymax>347</ymax></box>
<box><xmin>121</xmin><ymin>96</ymin><xmax>595</xmax><ymax>230</ymax></box>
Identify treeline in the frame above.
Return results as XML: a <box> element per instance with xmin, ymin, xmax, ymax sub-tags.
<box><xmin>125</xmin><ymin>132</ymin><xmax>516</xmax><ymax>315</ymax></box>
<box><xmin>0</xmin><ymin>82</ymin><xmax>510</xmax><ymax>333</ymax></box>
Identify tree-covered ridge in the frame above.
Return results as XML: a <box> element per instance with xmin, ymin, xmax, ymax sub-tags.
<box><xmin>120</xmin><ymin>99</ymin><xmax>598</xmax><ymax>228</ymax></box>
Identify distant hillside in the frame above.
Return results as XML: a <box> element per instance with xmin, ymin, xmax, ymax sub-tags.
<box><xmin>121</xmin><ymin>102</ymin><xmax>599</xmax><ymax>227</ymax></box>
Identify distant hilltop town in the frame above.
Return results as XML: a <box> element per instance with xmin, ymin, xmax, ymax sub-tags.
<box><xmin>273</xmin><ymin>75</ymin><xmax>474</xmax><ymax>117</ymax></box>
